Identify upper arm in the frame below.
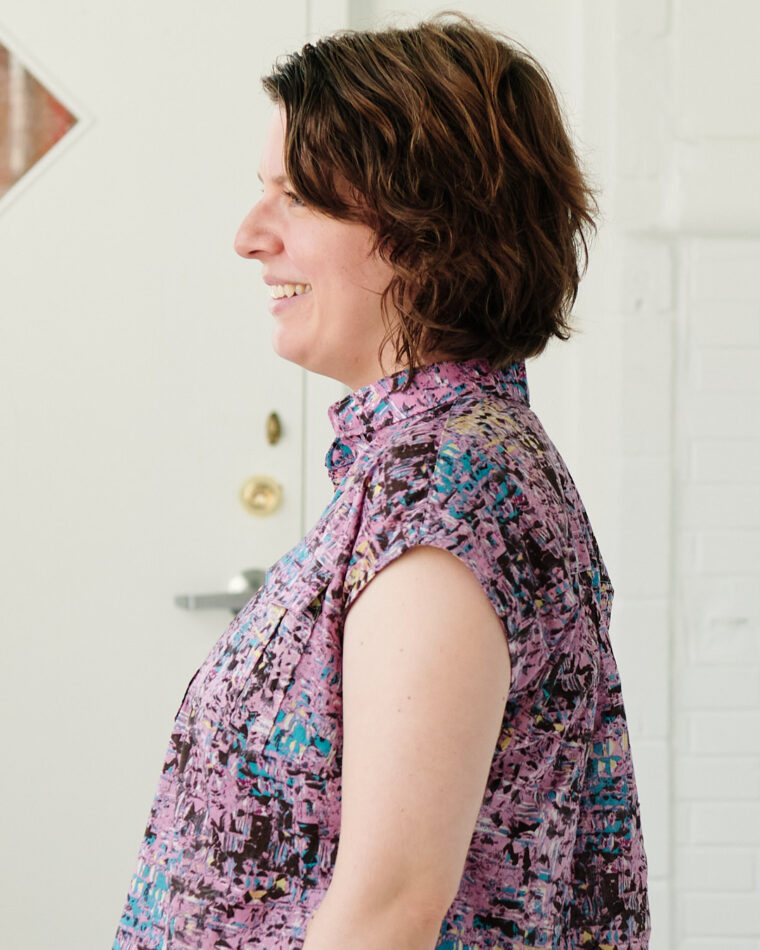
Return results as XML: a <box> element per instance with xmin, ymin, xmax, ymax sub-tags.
<box><xmin>332</xmin><ymin>544</ymin><xmax>511</xmax><ymax>915</ymax></box>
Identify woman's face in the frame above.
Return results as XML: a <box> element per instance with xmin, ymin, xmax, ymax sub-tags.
<box><xmin>234</xmin><ymin>107</ymin><xmax>401</xmax><ymax>389</ymax></box>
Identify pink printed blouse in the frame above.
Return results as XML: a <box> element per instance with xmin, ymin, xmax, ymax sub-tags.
<box><xmin>114</xmin><ymin>358</ymin><xmax>650</xmax><ymax>949</ymax></box>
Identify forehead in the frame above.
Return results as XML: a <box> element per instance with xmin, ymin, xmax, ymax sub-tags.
<box><xmin>257</xmin><ymin>106</ymin><xmax>287</xmax><ymax>182</ymax></box>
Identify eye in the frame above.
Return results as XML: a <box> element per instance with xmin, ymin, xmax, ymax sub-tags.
<box><xmin>284</xmin><ymin>189</ymin><xmax>305</xmax><ymax>207</ymax></box>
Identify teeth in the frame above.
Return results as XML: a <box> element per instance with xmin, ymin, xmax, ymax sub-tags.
<box><xmin>270</xmin><ymin>283</ymin><xmax>312</xmax><ymax>299</ymax></box>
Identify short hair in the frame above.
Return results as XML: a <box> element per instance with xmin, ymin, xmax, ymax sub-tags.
<box><xmin>262</xmin><ymin>12</ymin><xmax>599</xmax><ymax>379</ymax></box>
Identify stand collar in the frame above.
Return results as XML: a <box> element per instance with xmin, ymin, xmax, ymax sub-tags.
<box><xmin>325</xmin><ymin>358</ymin><xmax>529</xmax><ymax>486</ymax></box>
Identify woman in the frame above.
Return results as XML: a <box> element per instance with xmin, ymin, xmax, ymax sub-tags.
<box><xmin>114</xmin><ymin>13</ymin><xmax>649</xmax><ymax>950</ymax></box>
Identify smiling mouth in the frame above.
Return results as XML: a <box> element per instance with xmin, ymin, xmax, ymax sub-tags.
<box><xmin>270</xmin><ymin>283</ymin><xmax>312</xmax><ymax>299</ymax></box>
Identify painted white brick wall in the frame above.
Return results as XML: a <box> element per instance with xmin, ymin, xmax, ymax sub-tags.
<box><xmin>675</xmin><ymin>238</ymin><xmax>760</xmax><ymax>946</ymax></box>
<box><xmin>604</xmin><ymin>5</ymin><xmax>676</xmax><ymax>947</ymax></box>
<box><xmin>611</xmin><ymin>0</ymin><xmax>760</xmax><ymax>944</ymax></box>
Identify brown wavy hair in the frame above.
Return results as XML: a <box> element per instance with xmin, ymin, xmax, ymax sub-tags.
<box><xmin>262</xmin><ymin>12</ymin><xmax>600</xmax><ymax>380</ymax></box>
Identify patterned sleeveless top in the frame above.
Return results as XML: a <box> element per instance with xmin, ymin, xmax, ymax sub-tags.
<box><xmin>114</xmin><ymin>358</ymin><xmax>650</xmax><ymax>949</ymax></box>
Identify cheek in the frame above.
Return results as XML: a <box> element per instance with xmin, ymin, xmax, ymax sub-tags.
<box><xmin>358</xmin><ymin>245</ymin><xmax>394</xmax><ymax>295</ymax></box>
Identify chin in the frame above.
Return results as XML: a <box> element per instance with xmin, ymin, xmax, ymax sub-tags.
<box><xmin>271</xmin><ymin>328</ymin><xmax>320</xmax><ymax>375</ymax></box>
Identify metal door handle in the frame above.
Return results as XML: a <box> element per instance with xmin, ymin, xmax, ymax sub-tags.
<box><xmin>174</xmin><ymin>568</ymin><xmax>265</xmax><ymax>616</ymax></box>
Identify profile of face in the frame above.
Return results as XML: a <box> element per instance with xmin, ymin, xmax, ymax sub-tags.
<box><xmin>234</xmin><ymin>107</ymin><xmax>400</xmax><ymax>389</ymax></box>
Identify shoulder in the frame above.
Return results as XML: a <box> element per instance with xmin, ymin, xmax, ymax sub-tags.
<box><xmin>363</xmin><ymin>395</ymin><xmax>535</xmax><ymax>493</ymax></box>
<box><xmin>348</xmin><ymin>393</ymin><xmax>555</xmax><ymax>537</ymax></box>
<box><xmin>342</xmin><ymin>396</ymin><xmax>537</xmax><ymax>608</ymax></box>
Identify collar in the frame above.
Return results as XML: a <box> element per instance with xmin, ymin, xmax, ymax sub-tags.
<box><xmin>325</xmin><ymin>357</ymin><xmax>529</xmax><ymax>486</ymax></box>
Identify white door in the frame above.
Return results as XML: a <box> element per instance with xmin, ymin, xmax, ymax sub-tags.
<box><xmin>0</xmin><ymin>3</ymin><xmax>346</xmax><ymax>948</ymax></box>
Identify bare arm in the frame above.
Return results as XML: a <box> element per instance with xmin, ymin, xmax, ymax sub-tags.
<box><xmin>303</xmin><ymin>545</ymin><xmax>511</xmax><ymax>950</ymax></box>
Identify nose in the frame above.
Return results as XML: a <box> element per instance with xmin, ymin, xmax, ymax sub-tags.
<box><xmin>233</xmin><ymin>201</ymin><xmax>282</xmax><ymax>259</ymax></box>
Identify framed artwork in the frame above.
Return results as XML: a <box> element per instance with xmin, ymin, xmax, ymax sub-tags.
<box><xmin>0</xmin><ymin>40</ymin><xmax>77</xmax><ymax>198</ymax></box>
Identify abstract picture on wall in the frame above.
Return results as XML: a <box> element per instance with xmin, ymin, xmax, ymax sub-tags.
<box><xmin>0</xmin><ymin>40</ymin><xmax>78</xmax><ymax>199</ymax></box>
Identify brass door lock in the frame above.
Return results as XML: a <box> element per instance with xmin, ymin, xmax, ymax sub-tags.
<box><xmin>266</xmin><ymin>412</ymin><xmax>282</xmax><ymax>445</ymax></box>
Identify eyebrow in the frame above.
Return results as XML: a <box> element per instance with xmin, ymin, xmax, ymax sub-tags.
<box><xmin>257</xmin><ymin>172</ymin><xmax>289</xmax><ymax>185</ymax></box>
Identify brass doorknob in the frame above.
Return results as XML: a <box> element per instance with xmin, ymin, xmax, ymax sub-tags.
<box><xmin>240</xmin><ymin>474</ymin><xmax>283</xmax><ymax>516</ymax></box>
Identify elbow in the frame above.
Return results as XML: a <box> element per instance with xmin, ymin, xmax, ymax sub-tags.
<box><xmin>348</xmin><ymin>866</ymin><xmax>456</xmax><ymax>926</ymax></box>
<box><xmin>304</xmin><ymin>879</ymin><xmax>451</xmax><ymax>950</ymax></box>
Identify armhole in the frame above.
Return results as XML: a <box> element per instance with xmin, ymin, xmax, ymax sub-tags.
<box><xmin>343</xmin><ymin>504</ymin><xmax>513</xmax><ymax>669</ymax></box>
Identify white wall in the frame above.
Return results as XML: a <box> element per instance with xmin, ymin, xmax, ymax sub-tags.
<box><xmin>608</xmin><ymin>1</ymin><xmax>760</xmax><ymax>945</ymax></box>
<box><xmin>675</xmin><ymin>239</ymin><xmax>760</xmax><ymax>948</ymax></box>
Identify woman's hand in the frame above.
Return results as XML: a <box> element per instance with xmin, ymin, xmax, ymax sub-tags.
<box><xmin>303</xmin><ymin>545</ymin><xmax>511</xmax><ymax>950</ymax></box>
